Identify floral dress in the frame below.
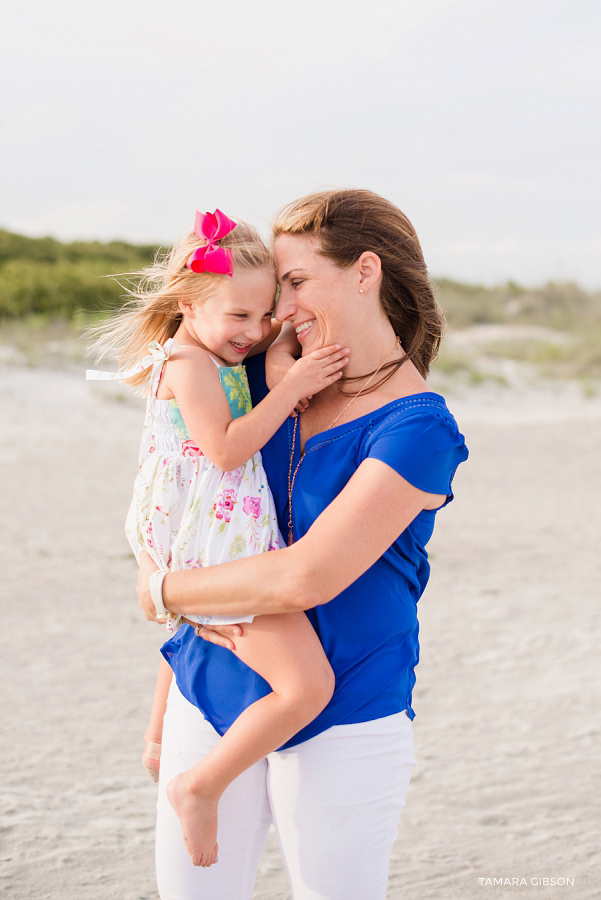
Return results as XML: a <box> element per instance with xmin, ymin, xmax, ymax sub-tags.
<box><xmin>123</xmin><ymin>340</ymin><xmax>283</xmax><ymax>626</ymax></box>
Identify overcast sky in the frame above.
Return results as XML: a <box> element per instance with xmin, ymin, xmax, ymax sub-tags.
<box><xmin>1</xmin><ymin>0</ymin><xmax>599</xmax><ymax>286</ymax></box>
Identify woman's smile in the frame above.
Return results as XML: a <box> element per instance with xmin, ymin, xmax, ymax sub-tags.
<box><xmin>294</xmin><ymin>319</ymin><xmax>316</xmax><ymax>341</ymax></box>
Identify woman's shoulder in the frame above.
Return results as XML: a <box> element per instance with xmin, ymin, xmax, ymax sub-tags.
<box><xmin>361</xmin><ymin>391</ymin><xmax>468</xmax><ymax>496</ymax></box>
<box><xmin>370</xmin><ymin>390</ymin><xmax>454</xmax><ymax>422</ymax></box>
<box><xmin>365</xmin><ymin>391</ymin><xmax>465</xmax><ymax>451</ymax></box>
<box><xmin>312</xmin><ymin>390</ymin><xmax>457</xmax><ymax>445</ymax></box>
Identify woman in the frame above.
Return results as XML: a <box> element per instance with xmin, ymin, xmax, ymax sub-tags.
<box><xmin>137</xmin><ymin>188</ymin><xmax>468</xmax><ymax>900</ymax></box>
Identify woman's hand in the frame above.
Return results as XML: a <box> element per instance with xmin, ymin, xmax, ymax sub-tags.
<box><xmin>185</xmin><ymin>621</ymin><xmax>243</xmax><ymax>652</ymax></box>
<box><xmin>137</xmin><ymin>550</ymin><xmax>163</xmax><ymax>622</ymax></box>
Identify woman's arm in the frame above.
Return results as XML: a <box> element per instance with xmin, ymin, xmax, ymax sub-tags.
<box><xmin>139</xmin><ymin>458</ymin><xmax>445</xmax><ymax>621</ymax></box>
<box><xmin>164</xmin><ymin>345</ymin><xmax>349</xmax><ymax>471</ymax></box>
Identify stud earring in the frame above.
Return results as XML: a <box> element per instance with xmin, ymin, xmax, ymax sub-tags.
<box><xmin>359</xmin><ymin>289</ymin><xmax>364</xmax><ymax>294</ymax></box>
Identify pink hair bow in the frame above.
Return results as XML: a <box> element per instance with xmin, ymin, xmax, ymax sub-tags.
<box><xmin>186</xmin><ymin>209</ymin><xmax>237</xmax><ymax>276</ymax></box>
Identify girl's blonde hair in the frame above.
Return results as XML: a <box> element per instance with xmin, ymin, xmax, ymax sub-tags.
<box><xmin>88</xmin><ymin>219</ymin><xmax>272</xmax><ymax>389</ymax></box>
<box><xmin>272</xmin><ymin>189</ymin><xmax>444</xmax><ymax>384</ymax></box>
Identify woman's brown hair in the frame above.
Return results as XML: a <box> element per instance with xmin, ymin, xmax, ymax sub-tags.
<box><xmin>272</xmin><ymin>189</ymin><xmax>444</xmax><ymax>383</ymax></box>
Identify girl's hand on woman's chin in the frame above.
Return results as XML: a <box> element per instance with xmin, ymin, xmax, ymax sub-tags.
<box><xmin>137</xmin><ymin>550</ymin><xmax>160</xmax><ymax>621</ymax></box>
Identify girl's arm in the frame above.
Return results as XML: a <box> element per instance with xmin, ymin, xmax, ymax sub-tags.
<box><xmin>144</xmin><ymin>658</ymin><xmax>172</xmax><ymax>745</ymax></box>
<box><xmin>138</xmin><ymin>458</ymin><xmax>446</xmax><ymax>628</ymax></box>
<box><xmin>163</xmin><ymin>344</ymin><xmax>349</xmax><ymax>471</ymax></box>
<box><xmin>265</xmin><ymin>322</ymin><xmax>300</xmax><ymax>390</ymax></box>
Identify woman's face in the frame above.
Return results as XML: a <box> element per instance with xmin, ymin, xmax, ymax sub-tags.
<box><xmin>273</xmin><ymin>234</ymin><xmax>356</xmax><ymax>354</ymax></box>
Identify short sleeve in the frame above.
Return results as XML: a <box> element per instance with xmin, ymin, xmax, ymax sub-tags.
<box><xmin>364</xmin><ymin>407</ymin><xmax>468</xmax><ymax>500</ymax></box>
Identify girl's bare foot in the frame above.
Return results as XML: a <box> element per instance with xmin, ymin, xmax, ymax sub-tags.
<box><xmin>142</xmin><ymin>740</ymin><xmax>162</xmax><ymax>783</ymax></box>
<box><xmin>167</xmin><ymin>772</ymin><xmax>219</xmax><ymax>867</ymax></box>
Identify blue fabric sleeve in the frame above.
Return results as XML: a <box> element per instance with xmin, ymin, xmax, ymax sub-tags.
<box><xmin>364</xmin><ymin>407</ymin><xmax>467</xmax><ymax>499</ymax></box>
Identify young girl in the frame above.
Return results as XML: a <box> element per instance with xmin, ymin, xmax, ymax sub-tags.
<box><xmin>87</xmin><ymin>209</ymin><xmax>348</xmax><ymax>868</ymax></box>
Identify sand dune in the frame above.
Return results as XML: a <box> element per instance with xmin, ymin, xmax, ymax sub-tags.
<box><xmin>1</xmin><ymin>362</ymin><xmax>599</xmax><ymax>899</ymax></box>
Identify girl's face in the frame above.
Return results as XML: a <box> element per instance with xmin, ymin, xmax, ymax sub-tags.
<box><xmin>185</xmin><ymin>267</ymin><xmax>276</xmax><ymax>364</ymax></box>
<box><xmin>273</xmin><ymin>234</ymin><xmax>356</xmax><ymax>354</ymax></box>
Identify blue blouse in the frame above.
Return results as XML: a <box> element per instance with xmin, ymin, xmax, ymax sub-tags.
<box><xmin>161</xmin><ymin>354</ymin><xmax>468</xmax><ymax>749</ymax></box>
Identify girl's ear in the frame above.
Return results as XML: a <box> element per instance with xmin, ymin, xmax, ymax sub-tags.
<box><xmin>178</xmin><ymin>298</ymin><xmax>195</xmax><ymax>319</ymax></box>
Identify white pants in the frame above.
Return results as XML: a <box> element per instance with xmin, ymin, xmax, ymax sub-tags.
<box><xmin>156</xmin><ymin>683</ymin><xmax>415</xmax><ymax>900</ymax></box>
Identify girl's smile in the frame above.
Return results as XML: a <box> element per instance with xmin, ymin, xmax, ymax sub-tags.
<box><xmin>229</xmin><ymin>340</ymin><xmax>253</xmax><ymax>355</ymax></box>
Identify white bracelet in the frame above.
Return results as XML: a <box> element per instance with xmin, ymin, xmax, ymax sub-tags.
<box><xmin>148</xmin><ymin>570</ymin><xmax>183</xmax><ymax>633</ymax></box>
<box><xmin>148</xmin><ymin>570</ymin><xmax>169</xmax><ymax>619</ymax></box>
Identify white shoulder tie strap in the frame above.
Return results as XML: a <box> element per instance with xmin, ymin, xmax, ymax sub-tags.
<box><xmin>86</xmin><ymin>338</ymin><xmax>176</xmax><ymax>382</ymax></box>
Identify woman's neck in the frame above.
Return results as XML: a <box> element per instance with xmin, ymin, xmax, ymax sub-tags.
<box><xmin>334</xmin><ymin>322</ymin><xmax>400</xmax><ymax>380</ymax></box>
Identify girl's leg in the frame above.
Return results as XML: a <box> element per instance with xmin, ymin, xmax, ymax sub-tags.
<box><xmin>142</xmin><ymin>658</ymin><xmax>173</xmax><ymax>781</ymax></box>
<box><xmin>268</xmin><ymin>712</ymin><xmax>416</xmax><ymax>900</ymax></box>
<box><xmin>167</xmin><ymin>612</ymin><xmax>334</xmax><ymax>866</ymax></box>
<box><xmin>156</xmin><ymin>680</ymin><xmax>272</xmax><ymax>900</ymax></box>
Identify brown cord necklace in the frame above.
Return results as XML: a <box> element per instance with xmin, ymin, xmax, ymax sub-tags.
<box><xmin>286</xmin><ymin>336</ymin><xmax>400</xmax><ymax>545</ymax></box>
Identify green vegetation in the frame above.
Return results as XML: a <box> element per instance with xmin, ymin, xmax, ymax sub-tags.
<box><xmin>433</xmin><ymin>278</ymin><xmax>601</xmax><ymax>382</ymax></box>
<box><xmin>435</xmin><ymin>278</ymin><xmax>601</xmax><ymax>332</ymax></box>
<box><xmin>471</xmin><ymin>331</ymin><xmax>601</xmax><ymax>380</ymax></box>
<box><xmin>0</xmin><ymin>230</ymin><xmax>159</xmax><ymax>318</ymax></box>
<box><xmin>0</xmin><ymin>230</ymin><xmax>599</xmax><ymax>381</ymax></box>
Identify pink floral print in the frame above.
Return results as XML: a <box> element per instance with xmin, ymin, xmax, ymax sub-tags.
<box><xmin>242</xmin><ymin>496</ymin><xmax>262</xmax><ymax>519</ymax></box>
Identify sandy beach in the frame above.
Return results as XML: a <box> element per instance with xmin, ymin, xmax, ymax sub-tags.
<box><xmin>1</xmin><ymin>353</ymin><xmax>600</xmax><ymax>899</ymax></box>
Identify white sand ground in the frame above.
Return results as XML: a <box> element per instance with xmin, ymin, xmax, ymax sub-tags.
<box><xmin>0</xmin><ymin>359</ymin><xmax>600</xmax><ymax>900</ymax></box>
